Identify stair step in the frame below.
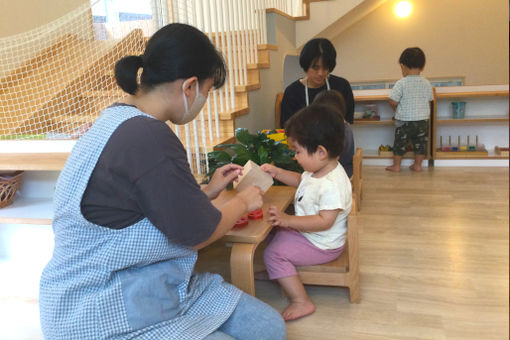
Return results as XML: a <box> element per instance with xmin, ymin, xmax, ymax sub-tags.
<box><xmin>235</xmin><ymin>83</ymin><xmax>260</xmax><ymax>92</ymax></box>
<box><xmin>219</xmin><ymin>106</ymin><xmax>249</xmax><ymax>120</ymax></box>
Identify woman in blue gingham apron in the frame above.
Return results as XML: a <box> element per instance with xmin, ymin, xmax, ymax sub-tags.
<box><xmin>39</xmin><ymin>23</ymin><xmax>286</xmax><ymax>340</ymax></box>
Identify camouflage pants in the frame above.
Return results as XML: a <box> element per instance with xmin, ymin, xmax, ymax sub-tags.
<box><xmin>393</xmin><ymin>120</ymin><xmax>428</xmax><ymax>156</ymax></box>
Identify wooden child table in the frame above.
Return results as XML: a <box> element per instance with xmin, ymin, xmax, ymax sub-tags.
<box><xmin>211</xmin><ymin>186</ymin><xmax>295</xmax><ymax>296</ymax></box>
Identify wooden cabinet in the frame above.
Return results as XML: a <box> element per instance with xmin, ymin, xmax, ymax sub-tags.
<box><xmin>432</xmin><ymin>85</ymin><xmax>509</xmax><ymax>162</ymax></box>
<box><xmin>351</xmin><ymin>85</ymin><xmax>509</xmax><ymax>165</ymax></box>
<box><xmin>351</xmin><ymin>89</ymin><xmax>432</xmax><ymax>164</ymax></box>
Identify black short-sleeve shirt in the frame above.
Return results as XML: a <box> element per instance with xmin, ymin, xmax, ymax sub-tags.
<box><xmin>280</xmin><ymin>74</ymin><xmax>355</xmax><ymax>126</ymax></box>
<box><xmin>81</xmin><ymin>108</ymin><xmax>220</xmax><ymax>247</ymax></box>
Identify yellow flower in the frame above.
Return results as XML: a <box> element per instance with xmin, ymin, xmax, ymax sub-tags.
<box><xmin>262</xmin><ymin>129</ymin><xmax>288</xmax><ymax>145</ymax></box>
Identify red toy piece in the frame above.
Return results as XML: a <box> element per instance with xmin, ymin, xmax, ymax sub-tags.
<box><xmin>234</xmin><ymin>216</ymin><xmax>249</xmax><ymax>228</ymax></box>
<box><xmin>248</xmin><ymin>208</ymin><xmax>263</xmax><ymax>220</ymax></box>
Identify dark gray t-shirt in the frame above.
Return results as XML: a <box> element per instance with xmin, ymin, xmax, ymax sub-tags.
<box><xmin>340</xmin><ymin>123</ymin><xmax>354</xmax><ymax>178</ymax></box>
<box><xmin>81</xmin><ymin>108</ymin><xmax>220</xmax><ymax>247</ymax></box>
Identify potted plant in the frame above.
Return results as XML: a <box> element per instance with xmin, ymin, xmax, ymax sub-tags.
<box><xmin>207</xmin><ymin>128</ymin><xmax>302</xmax><ymax>182</ymax></box>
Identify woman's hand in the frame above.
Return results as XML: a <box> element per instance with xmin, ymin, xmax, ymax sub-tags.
<box><xmin>267</xmin><ymin>204</ymin><xmax>291</xmax><ymax>228</ymax></box>
<box><xmin>260</xmin><ymin>163</ymin><xmax>280</xmax><ymax>179</ymax></box>
<box><xmin>204</xmin><ymin>164</ymin><xmax>243</xmax><ymax>200</ymax></box>
<box><xmin>236</xmin><ymin>185</ymin><xmax>264</xmax><ymax>212</ymax></box>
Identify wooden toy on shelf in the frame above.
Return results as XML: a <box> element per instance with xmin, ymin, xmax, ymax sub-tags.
<box><xmin>437</xmin><ymin>135</ymin><xmax>488</xmax><ymax>157</ymax></box>
<box><xmin>378</xmin><ymin>144</ymin><xmax>414</xmax><ymax>157</ymax></box>
<box><xmin>354</xmin><ymin>103</ymin><xmax>380</xmax><ymax>122</ymax></box>
<box><xmin>494</xmin><ymin>146</ymin><xmax>509</xmax><ymax>157</ymax></box>
<box><xmin>233</xmin><ymin>160</ymin><xmax>273</xmax><ymax>193</ymax></box>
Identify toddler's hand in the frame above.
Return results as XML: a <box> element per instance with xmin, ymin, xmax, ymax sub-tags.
<box><xmin>260</xmin><ymin>163</ymin><xmax>280</xmax><ymax>179</ymax></box>
<box><xmin>267</xmin><ymin>205</ymin><xmax>290</xmax><ymax>228</ymax></box>
<box><xmin>236</xmin><ymin>185</ymin><xmax>264</xmax><ymax>212</ymax></box>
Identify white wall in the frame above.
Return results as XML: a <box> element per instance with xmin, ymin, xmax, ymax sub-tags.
<box><xmin>330</xmin><ymin>0</ymin><xmax>509</xmax><ymax>86</ymax></box>
<box><xmin>295</xmin><ymin>0</ymin><xmax>366</xmax><ymax>47</ymax></box>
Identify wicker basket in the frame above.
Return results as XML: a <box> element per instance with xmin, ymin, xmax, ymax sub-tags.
<box><xmin>0</xmin><ymin>171</ymin><xmax>24</xmax><ymax>208</ymax></box>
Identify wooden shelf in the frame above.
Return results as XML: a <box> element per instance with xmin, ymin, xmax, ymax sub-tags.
<box><xmin>362</xmin><ymin>150</ymin><xmax>426</xmax><ymax>159</ymax></box>
<box><xmin>436</xmin><ymin>90</ymin><xmax>509</xmax><ymax>99</ymax></box>
<box><xmin>0</xmin><ymin>153</ymin><xmax>70</xmax><ymax>171</ymax></box>
<box><xmin>354</xmin><ymin>95</ymin><xmax>389</xmax><ymax>101</ymax></box>
<box><xmin>435</xmin><ymin>150</ymin><xmax>508</xmax><ymax>160</ymax></box>
<box><xmin>433</xmin><ymin>85</ymin><xmax>509</xmax><ymax>163</ymax></box>
<box><xmin>353</xmin><ymin>89</ymin><xmax>391</xmax><ymax>102</ymax></box>
<box><xmin>435</xmin><ymin>85</ymin><xmax>509</xmax><ymax>98</ymax></box>
<box><xmin>353</xmin><ymin>119</ymin><xmax>393</xmax><ymax>125</ymax></box>
<box><xmin>0</xmin><ymin>196</ymin><xmax>53</xmax><ymax>225</ymax></box>
<box><xmin>436</xmin><ymin>116</ymin><xmax>509</xmax><ymax>124</ymax></box>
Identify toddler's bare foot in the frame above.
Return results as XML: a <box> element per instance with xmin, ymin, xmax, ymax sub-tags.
<box><xmin>385</xmin><ymin>165</ymin><xmax>401</xmax><ymax>172</ymax></box>
<box><xmin>282</xmin><ymin>299</ymin><xmax>316</xmax><ymax>321</ymax></box>
<box><xmin>254</xmin><ymin>270</ymin><xmax>270</xmax><ymax>280</ymax></box>
<box><xmin>409</xmin><ymin>164</ymin><xmax>422</xmax><ymax>172</ymax></box>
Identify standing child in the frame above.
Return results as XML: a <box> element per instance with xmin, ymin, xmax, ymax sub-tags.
<box><xmin>386</xmin><ymin>47</ymin><xmax>433</xmax><ymax>172</ymax></box>
<box><xmin>260</xmin><ymin>104</ymin><xmax>352</xmax><ymax>321</ymax></box>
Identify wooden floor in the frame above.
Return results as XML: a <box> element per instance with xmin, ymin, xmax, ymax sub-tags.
<box><xmin>198</xmin><ymin>166</ymin><xmax>510</xmax><ymax>339</ymax></box>
<box><xmin>1</xmin><ymin>166</ymin><xmax>508</xmax><ymax>339</ymax></box>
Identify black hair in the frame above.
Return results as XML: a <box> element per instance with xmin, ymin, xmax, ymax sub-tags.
<box><xmin>284</xmin><ymin>104</ymin><xmax>344</xmax><ymax>158</ymax></box>
<box><xmin>399</xmin><ymin>47</ymin><xmax>426</xmax><ymax>69</ymax></box>
<box><xmin>313</xmin><ymin>89</ymin><xmax>347</xmax><ymax>121</ymax></box>
<box><xmin>115</xmin><ymin>23</ymin><xmax>226</xmax><ymax>95</ymax></box>
<box><xmin>299</xmin><ymin>38</ymin><xmax>337</xmax><ymax>72</ymax></box>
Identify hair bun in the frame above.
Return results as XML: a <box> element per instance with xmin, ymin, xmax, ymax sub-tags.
<box><xmin>114</xmin><ymin>55</ymin><xmax>144</xmax><ymax>95</ymax></box>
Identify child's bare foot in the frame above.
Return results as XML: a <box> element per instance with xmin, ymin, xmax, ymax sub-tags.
<box><xmin>281</xmin><ymin>299</ymin><xmax>316</xmax><ymax>321</ymax></box>
<box><xmin>385</xmin><ymin>165</ymin><xmax>401</xmax><ymax>172</ymax></box>
<box><xmin>409</xmin><ymin>164</ymin><xmax>422</xmax><ymax>172</ymax></box>
<box><xmin>254</xmin><ymin>270</ymin><xmax>270</xmax><ymax>280</ymax></box>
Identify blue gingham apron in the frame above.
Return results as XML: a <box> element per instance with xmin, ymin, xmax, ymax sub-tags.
<box><xmin>39</xmin><ymin>106</ymin><xmax>241</xmax><ymax>339</ymax></box>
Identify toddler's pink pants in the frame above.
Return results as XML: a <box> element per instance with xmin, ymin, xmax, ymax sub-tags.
<box><xmin>263</xmin><ymin>228</ymin><xmax>344</xmax><ymax>280</ymax></box>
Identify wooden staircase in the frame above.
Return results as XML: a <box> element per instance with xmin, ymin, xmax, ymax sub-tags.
<box><xmin>0</xmin><ymin>27</ymin><xmax>278</xmax><ymax>156</ymax></box>
<box><xmin>1</xmin><ymin>1</ymin><xmax>338</xmax><ymax>170</ymax></box>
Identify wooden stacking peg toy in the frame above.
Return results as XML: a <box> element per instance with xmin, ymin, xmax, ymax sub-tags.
<box><xmin>233</xmin><ymin>160</ymin><xmax>273</xmax><ymax>193</ymax></box>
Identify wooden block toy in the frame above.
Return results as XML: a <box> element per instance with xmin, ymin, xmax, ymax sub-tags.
<box><xmin>233</xmin><ymin>160</ymin><xmax>273</xmax><ymax>193</ymax></box>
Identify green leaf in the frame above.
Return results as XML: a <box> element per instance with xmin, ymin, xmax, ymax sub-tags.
<box><xmin>258</xmin><ymin>145</ymin><xmax>269</xmax><ymax>164</ymax></box>
<box><xmin>232</xmin><ymin>153</ymin><xmax>253</xmax><ymax>165</ymax></box>
<box><xmin>207</xmin><ymin>151</ymin><xmax>232</xmax><ymax>163</ymax></box>
<box><xmin>229</xmin><ymin>144</ymin><xmax>249</xmax><ymax>155</ymax></box>
<box><xmin>235</xmin><ymin>128</ymin><xmax>258</xmax><ymax>146</ymax></box>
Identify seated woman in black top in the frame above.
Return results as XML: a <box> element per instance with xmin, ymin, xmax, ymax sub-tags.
<box><xmin>280</xmin><ymin>38</ymin><xmax>354</xmax><ymax>127</ymax></box>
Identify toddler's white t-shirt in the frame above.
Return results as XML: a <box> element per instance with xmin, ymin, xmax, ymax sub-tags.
<box><xmin>294</xmin><ymin>163</ymin><xmax>352</xmax><ymax>250</ymax></box>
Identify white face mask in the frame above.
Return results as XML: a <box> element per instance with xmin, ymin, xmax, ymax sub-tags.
<box><xmin>177</xmin><ymin>80</ymin><xmax>206</xmax><ymax>125</ymax></box>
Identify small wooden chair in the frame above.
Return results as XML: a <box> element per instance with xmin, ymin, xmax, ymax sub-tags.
<box><xmin>351</xmin><ymin>147</ymin><xmax>363</xmax><ymax>212</ymax></box>
<box><xmin>275</xmin><ymin>92</ymin><xmax>283</xmax><ymax>129</ymax></box>
<box><xmin>295</xmin><ymin>212</ymin><xmax>360</xmax><ymax>303</ymax></box>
